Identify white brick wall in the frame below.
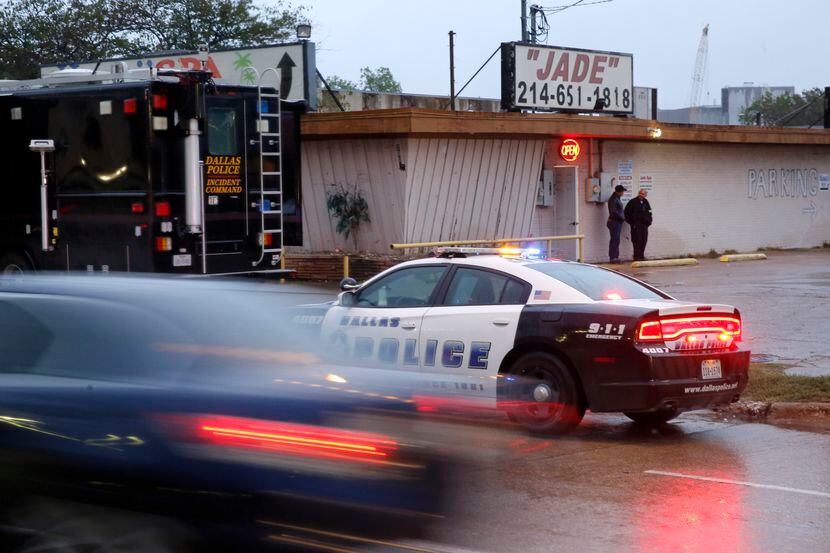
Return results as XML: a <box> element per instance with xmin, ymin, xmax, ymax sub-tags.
<box><xmin>543</xmin><ymin>140</ymin><xmax>830</xmax><ymax>262</ymax></box>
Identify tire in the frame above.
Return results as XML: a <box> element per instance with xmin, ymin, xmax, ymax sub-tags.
<box><xmin>7</xmin><ymin>498</ymin><xmax>196</xmax><ymax>553</ymax></box>
<box><xmin>505</xmin><ymin>352</ymin><xmax>585</xmax><ymax>434</ymax></box>
<box><xmin>624</xmin><ymin>409</ymin><xmax>679</xmax><ymax>425</ymax></box>
<box><xmin>0</xmin><ymin>253</ymin><xmax>32</xmax><ymax>275</ymax></box>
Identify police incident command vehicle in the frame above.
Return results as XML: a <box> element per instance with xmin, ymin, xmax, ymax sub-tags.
<box><xmin>297</xmin><ymin>249</ymin><xmax>750</xmax><ymax>434</ymax></box>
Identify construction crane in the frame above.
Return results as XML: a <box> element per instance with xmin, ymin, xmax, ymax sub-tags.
<box><xmin>689</xmin><ymin>24</ymin><xmax>709</xmax><ymax>124</ymax></box>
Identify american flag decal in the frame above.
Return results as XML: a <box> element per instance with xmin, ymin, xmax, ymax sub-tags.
<box><xmin>534</xmin><ymin>290</ymin><xmax>551</xmax><ymax>300</ymax></box>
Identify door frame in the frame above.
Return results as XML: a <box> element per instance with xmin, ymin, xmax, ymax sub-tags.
<box><xmin>552</xmin><ymin>165</ymin><xmax>580</xmax><ymax>260</ymax></box>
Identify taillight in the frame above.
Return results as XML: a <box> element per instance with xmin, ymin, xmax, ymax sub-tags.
<box><xmin>259</xmin><ymin>232</ymin><xmax>273</xmax><ymax>247</ymax></box>
<box><xmin>155</xmin><ymin>201</ymin><xmax>171</xmax><ymax>217</ymax></box>
<box><xmin>637</xmin><ymin>316</ymin><xmax>742</xmax><ymax>343</ymax></box>
<box><xmin>155</xmin><ymin>237</ymin><xmax>172</xmax><ymax>252</ymax></box>
<box><xmin>194</xmin><ymin>415</ymin><xmax>397</xmax><ymax>464</ymax></box>
<box><xmin>131</xmin><ymin>202</ymin><xmax>144</xmax><ymax>213</ymax></box>
<box><xmin>123</xmin><ymin>98</ymin><xmax>138</xmax><ymax>114</ymax></box>
<box><xmin>637</xmin><ymin>320</ymin><xmax>663</xmax><ymax>341</ymax></box>
<box><xmin>152</xmin><ymin>94</ymin><xmax>168</xmax><ymax>110</ymax></box>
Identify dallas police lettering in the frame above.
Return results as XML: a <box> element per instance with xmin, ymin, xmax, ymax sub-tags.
<box><xmin>335</xmin><ymin>332</ymin><xmax>493</xmax><ymax>369</ymax></box>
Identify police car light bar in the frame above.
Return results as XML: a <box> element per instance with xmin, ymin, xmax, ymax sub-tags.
<box><xmin>435</xmin><ymin>246</ymin><xmax>543</xmax><ymax>258</ymax></box>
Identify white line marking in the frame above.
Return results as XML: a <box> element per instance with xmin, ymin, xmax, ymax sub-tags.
<box><xmin>645</xmin><ymin>470</ymin><xmax>830</xmax><ymax>498</ymax></box>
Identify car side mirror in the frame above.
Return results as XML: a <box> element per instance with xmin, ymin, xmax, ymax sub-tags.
<box><xmin>339</xmin><ymin>277</ymin><xmax>359</xmax><ymax>291</ymax></box>
<box><xmin>338</xmin><ymin>290</ymin><xmax>356</xmax><ymax>306</ymax></box>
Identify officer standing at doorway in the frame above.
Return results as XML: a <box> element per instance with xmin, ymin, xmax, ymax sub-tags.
<box><xmin>625</xmin><ymin>188</ymin><xmax>653</xmax><ymax>261</ymax></box>
<box><xmin>606</xmin><ymin>183</ymin><xmax>626</xmax><ymax>264</ymax></box>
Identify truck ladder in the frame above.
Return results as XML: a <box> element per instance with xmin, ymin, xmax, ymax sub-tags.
<box><xmin>250</xmin><ymin>67</ymin><xmax>283</xmax><ymax>267</ymax></box>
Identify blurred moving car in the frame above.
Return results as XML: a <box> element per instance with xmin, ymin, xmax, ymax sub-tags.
<box><xmin>0</xmin><ymin>275</ymin><xmax>451</xmax><ymax>552</ymax></box>
<box><xmin>298</xmin><ymin>248</ymin><xmax>750</xmax><ymax>434</ymax></box>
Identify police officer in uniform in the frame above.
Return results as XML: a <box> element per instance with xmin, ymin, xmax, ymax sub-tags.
<box><xmin>625</xmin><ymin>188</ymin><xmax>653</xmax><ymax>261</ymax></box>
<box><xmin>606</xmin><ymin>183</ymin><xmax>626</xmax><ymax>264</ymax></box>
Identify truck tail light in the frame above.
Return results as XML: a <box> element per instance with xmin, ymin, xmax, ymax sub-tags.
<box><xmin>259</xmin><ymin>232</ymin><xmax>273</xmax><ymax>247</ymax></box>
<box><xmin>152</xmin><ymin>94</ymin><xmax>168</xmax><ymax>110</ymax></box>
<box><xmin>155</xmin><ymin>237</ymin><xmax>172</xmax><ymax>252</ymax></box>
<box><xmin>123</xmin><ymin>98</ymin><xmax>138</xmax><ymax>114</ymax></box>
<box><xmin>637</xmin><ymin>316</ymin><xmax>742</xmax><ymax>343</ymax></box>
<box><xmin>155</xmin><ymin>201</ymin><xmax>171</xmax><ymax>217</ymax></box>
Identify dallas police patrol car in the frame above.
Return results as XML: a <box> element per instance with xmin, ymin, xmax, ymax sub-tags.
<box><xmin>299</xmin><ymin>247</ymin><xmax>749</xmax><ymax>434</ymax></box>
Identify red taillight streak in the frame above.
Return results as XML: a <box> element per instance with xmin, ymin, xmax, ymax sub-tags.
<box><xmin>201</xmin><ymin>425</ymin><xmax>387</xmax><ymax>457</ymax></box>
<box><xmin>195</xmin><ymin>417</ymin><xmax>397</xmax><ymax>463</ymax></box>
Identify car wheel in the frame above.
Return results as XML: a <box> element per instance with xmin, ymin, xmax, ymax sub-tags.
<box><xmin>506</xmin><ymin>352</ymin><xmax>585</xmax><ymax>434</ymax></box>
<box><xmin>624</xmin><ymin>409</ymin><xmax>679</xmax><ymax>425</ymax></box>
<box><xmin>8</xmin><ymin>498</ymin><xmax>195</xmax><ymax>553</ymax></box>
<box><xmin>0</xmin><ymin>253</ymin><xmax>32</xmax><ymax>275</ymax></box>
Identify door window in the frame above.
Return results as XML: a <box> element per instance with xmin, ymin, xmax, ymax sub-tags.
<box><xmin>208</xmin><ymin>107</ymin><xmax>238</xmax><ymax>155</ymax></box>
<box><xmin>356</xmin><ymin>266</ymin><xmax>447</xmax><ymax>308</ymax></box>
<box><xmin>443</xmin><ymin>268</ymin><xmax>529</xmax><ymax>306</ymax></box>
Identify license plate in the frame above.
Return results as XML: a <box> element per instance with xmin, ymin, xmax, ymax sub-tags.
<box><xmin>173</xmin><ymin>254</ymin><xmax>192</xmax><ymax>267</ymax></box>
<box><xmin>701</xmin><ymin>359</ymin><xmax>722</xmax><ymax>380</ymax></box>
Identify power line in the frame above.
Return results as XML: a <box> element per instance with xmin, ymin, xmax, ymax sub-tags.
<box><xmin>528</xmin><ymin>0</ymin><xmax>614</xmax><ymax>43</ymax></box>
<box><xmin>539</xmin><ymin>0</ymin><xmax>614</xmax><ymax>14</ymax></box>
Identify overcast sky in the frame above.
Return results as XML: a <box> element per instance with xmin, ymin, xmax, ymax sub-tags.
<box><xmin>299</xmin><ymin>0</ymin><xmax>827</xmax><ymax>109</ymax></box>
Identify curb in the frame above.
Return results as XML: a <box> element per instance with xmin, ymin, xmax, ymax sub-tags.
<box><xmin>718</xmin><ymin>401</ymin><xmax>830</xmax><ymax>423</ymax></box>
<box><xmin>631</xmin><ymin>258</ymin><xmax>699</xmax><ymax>268</ymax></box>
<box><xmin>719</xmin><ymin>253</ymin><xmax>768</xmax><ymax>263</ymax></box>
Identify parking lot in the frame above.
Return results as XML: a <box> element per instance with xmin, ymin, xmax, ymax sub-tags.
<box><xmin>268</xmin><ymin>249</ymin><xmax>830</xmax><ymax>552</ymax></box>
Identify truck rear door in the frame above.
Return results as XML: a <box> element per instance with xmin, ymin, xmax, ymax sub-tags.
<box><xmin>202</xmin><ymin>97</ymin><xmax>252</xmax><ymax>273</ymax></box>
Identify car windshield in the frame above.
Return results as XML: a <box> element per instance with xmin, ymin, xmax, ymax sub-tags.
<box><xmin>525</xmin><ymin>262</ymin><xmax>669</xmax><ymax>301</ymax></box>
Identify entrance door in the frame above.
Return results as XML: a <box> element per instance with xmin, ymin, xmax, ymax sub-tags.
<box><xmin>202</xmin><ymin>97</ymin><xmax>251</xmax><ymax>273</ymax></box>
<box><xmin>552</xmin><ymin>165</ymin><xmax>579</xmax><ymax>260</ymax></box>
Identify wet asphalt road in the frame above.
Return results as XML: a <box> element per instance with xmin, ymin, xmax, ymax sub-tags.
<box><xmin>426</xmin><ymin>412</ymin><xmax>830</xmax><ymax>553</ymax></box>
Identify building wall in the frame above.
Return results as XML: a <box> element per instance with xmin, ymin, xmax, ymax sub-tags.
<box><xmin>403</xmin><ymin>138</ymin><xmax>546</xmax><ymax>244</ymax></box>
<box><xmin>300</xmin><ymin>137</ymin><xmax>546</xmax><ymax>253</ymax></box>
<box><xmin>722</xmin><ymin>86</ymin><xmax>795</xmax><ymax>125</ymax></box>
<box><xmin>300</xmin><ymin>136</ymin><xmax>830</xmax><ymax>261</ymax></box>
<box><xmin>578</xmin><ymin>141</ymin><xmax>830</xmax><ymax>261</ymax></box>
<box><xmin>299</xmin><ymin>138</ymin><xmax>407</xmax><ymax>253</ymax></box>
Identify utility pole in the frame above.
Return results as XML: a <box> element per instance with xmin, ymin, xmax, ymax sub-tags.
<box><xmin>530</xmin><ymin>5</ymin><xmax>537</xmax><ymax>44</ymax></box>
<box><xmin>824</xmin><ymin>87</ymin><xmax>830</xmax><ymax>129</ymax></box>
<box><xmin>448</xmin><ymin>31</ymin><xmax>456</xmax><ymax>111</ymax></box>
<box><xmin>521</xmin><ymin>0</ymin><xmax>528</xmax><ymax>42</ymax></box>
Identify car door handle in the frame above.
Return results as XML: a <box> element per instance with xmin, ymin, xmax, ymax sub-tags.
<box><xmin>492</xmin><ymin>318</ymin><xmax>510</xmax><ymax>326</ymax></box>
<box><xmin>400</xmin><ymin>322</ymin><xmax>417</xmax><ymax>330</ymax></box>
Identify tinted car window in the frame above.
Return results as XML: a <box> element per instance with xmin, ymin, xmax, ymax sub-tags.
<box><xmin>526</xmin><ymin>262</ymin><xmax>668</xmax><ymax>300</ymax></box>
<box><xmin>444</xmin><ymin>268</ymin><xmax>528</xmax><ymax>305</ymax></box>
<box><xmin>357</xmin><ymin>266</ymin><xmax>447</xmax><ymax>307</ymax></box>
<box><xmin>0</xmin><ymin>295</ymin><xmax>193</xmax><ymax>383</ymax></box>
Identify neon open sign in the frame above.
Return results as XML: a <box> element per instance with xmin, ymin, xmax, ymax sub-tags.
<box><xmin>560</xmin><ymin>138</ymin><xmax>581</xmax><ymax>162</ymax></box>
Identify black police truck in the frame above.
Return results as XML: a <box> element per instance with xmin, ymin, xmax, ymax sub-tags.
<box><xmin>0</xmin><ymin>68</ymin><xmax>302</xmax><ymax>275</ymax></box>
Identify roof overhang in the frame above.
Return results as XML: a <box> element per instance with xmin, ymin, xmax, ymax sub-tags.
<box><xmin>301</xmin><ymin>108</ymin><xmax>830</xmax><ymax>146</ymax></box>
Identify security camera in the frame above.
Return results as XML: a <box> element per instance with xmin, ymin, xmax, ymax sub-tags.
<box><xmin>29</xmin><ymin>139</ymin><xmax>55</xmax><ymax>153</ymax></box>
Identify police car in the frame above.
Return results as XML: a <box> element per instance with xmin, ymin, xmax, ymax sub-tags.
<box><xmin>306</xmin><ymin>247</ymin><xmax>749</xmax><ymax>434</ymax></box>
